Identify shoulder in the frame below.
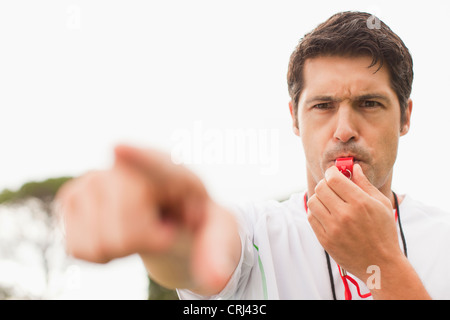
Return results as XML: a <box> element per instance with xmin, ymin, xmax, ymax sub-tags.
<box><xmin>401</xmin><ymin>195</ymin><xmax>450</xmax><ymax>225</ymax></box>
<box><xmin>400</xmin><ymin>194</ymin><xmax>450</xmax><ymax>242</ymax></box>
<box><xmin>400</xmin><ymin>195</ymin><xmax>450</xmax><ymax>298</ymax></box>
<box><xmin>226</xmin><ymin>192</ymin><xmax>307</xmax><ymax>234</ymax></box>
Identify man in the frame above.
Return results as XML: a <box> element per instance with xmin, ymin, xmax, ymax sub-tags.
<box><xmin>56</xmin><ymin>11</ymin><xmax>450</xmax><ymax>299</ymax></box>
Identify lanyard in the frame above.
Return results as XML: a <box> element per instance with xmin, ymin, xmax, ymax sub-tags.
<box><xmin>303</xmin><ymin>191</ymin><xmax>407</xmax><ymax>300</ymax></box>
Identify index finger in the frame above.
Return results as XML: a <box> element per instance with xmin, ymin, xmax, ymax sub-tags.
<box><xmin>324</xmin><ymin>166</ymin><xmax>363</xmax><ymax>203</ymax></box>
<box><xmin>114</xmin><ymin>144</ymin><xmax>180</xmax><ymax>198</ymax></box>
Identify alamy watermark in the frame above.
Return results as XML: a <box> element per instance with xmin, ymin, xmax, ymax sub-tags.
<box><xmin>66</xmin><ymin>5</ymin><xmax>82</xmax><ymax>30</ymax></box>
<box><xmin>366</xmin><ymin>264</ymin><xmax>381</xmax><ymax>289</ymax></box>
<box><xmin>170</xmin><ymin>121</ymin><xmax>280</xmax><ymax>175</ymax></box>
<box><xmin>366</xmin><ymin>14</ymin><xmax>381</xmax><ymax>30</ymax></box>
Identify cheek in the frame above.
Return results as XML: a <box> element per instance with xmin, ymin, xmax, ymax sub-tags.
<box><xmin>376</xmin><ymin>121</ymin><xmax>400</xmax><ymax>157</ymax></box>
<box><xmin>300</xmin><ymin>119</ymin><xmax>322</xmax><ymax>157</ymax></box>
<box><xmin>300</xmin><ymin>122</ymin><xmax>329</xmax><ymax>179</ymax></box>
<box><xmin>379</xmin><ymin>132</ymin><xmax>399</xmax><ymax>170</ymax></box>
<box><xmin>299</xmin><ymin>112</ymin><xmax>327</xmax><ymax>144</ymax></box>
<box><xmin>365</xmin><ymin>127</ymin><xmax>400</xmax><ymax>187</ymax></box>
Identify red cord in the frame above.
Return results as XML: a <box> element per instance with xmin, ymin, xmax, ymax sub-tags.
<box><xmin>345</xmin><ymin>274</ymin><xmax>372</xmax><ymax>299</ymax></box>
<box><xmin>338</xmin><ymin>265</ymin><xmax>353</xmax><ymax>300</ymax></box>
<box><xmin>304</xmin><ymin>193</ymin><xmax>308</xmax><ymax>212</ymax></box>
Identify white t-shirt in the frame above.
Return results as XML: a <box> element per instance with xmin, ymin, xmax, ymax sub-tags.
<box><xmin>178</xmin><ymin>193</ymin><xmax>450</xmax><ymax>300</ymax></box>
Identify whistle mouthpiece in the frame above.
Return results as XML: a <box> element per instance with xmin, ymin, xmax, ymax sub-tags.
<box><xmin>335</xmin><ymin>157</ymin><xmax>354</xmax><ymax>179</ymax></box>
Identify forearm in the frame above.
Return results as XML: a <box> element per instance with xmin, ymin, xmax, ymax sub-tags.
<box><xmin>140</xmin><ymin>200</ymin><xmax>241</xmax><ymax>296</ymax></box>
<box><xmin>368</xmin><ymin>255</ymin><xmax>431</xmax><ymax>300</ymax></box>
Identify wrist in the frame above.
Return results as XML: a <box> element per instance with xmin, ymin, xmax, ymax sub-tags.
<box><xmin>367</xmin><ymin>254</ymin><xmax>431</xmax><ymax>300</ymax></box>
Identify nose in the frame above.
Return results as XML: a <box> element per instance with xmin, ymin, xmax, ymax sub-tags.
<box><xmin>333</xmin><ymin>105</ymin><xmax>359</xmax><ymax>143</ymax></box>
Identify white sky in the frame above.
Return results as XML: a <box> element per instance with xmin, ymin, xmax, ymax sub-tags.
<box><xmin>1</xmin><ymin>0</ymin><xmax>449</xmax><ymax>299</ymax></box>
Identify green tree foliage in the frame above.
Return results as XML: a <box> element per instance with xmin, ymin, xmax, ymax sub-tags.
<box><xmin>0</xmin><ymin>176</ymin><xmax>73</xmax><ymax>206</ymax></box>
<box><xmin>147</xmin><ymin>277</ymin><xmax>179</xmax><ymax>300</ymax></box>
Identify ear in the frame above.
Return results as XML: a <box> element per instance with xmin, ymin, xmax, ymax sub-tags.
<box><xmin>400</xmin><ymin>99</ymin><xmax>413</xmax><ymax>136</ymax></box>
<box><xmin>289</xmin><ymin>101</ymin><xmax>300</xmax><ymax>136</ymax></box>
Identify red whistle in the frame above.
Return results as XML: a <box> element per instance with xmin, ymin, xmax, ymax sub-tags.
<box><xmin>335</xmin><ymin>157</ymin><xmax>353</xmax><ymax>179</ymax></box>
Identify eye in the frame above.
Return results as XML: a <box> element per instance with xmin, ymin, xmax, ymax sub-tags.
<box><xmin>361</xmin><ymin>100</ymin><xmax>382</xmax><ymax>108</ymax></box>
<box><xmin>312</xmin><ymin>102</ymin><xmax>333</xmax><ymax>110</ymax></box>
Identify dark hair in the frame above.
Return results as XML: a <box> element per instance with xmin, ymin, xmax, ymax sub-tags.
<box><xmin>287</xmin><ymin>11</ymin><xmax>413</xmax><ymax>126</ymax></box>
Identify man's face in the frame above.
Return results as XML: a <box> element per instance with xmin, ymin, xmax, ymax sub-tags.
<box><xmin>290</xmin><ymin>55</ymin><xmax>411</xmax><ymax>191</ymax></box>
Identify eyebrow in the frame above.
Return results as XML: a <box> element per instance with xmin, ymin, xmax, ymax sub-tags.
<box><xmin>306</xmin><ymin>93</ymin><xmax>391</xmax><ymax>104</ymax></box>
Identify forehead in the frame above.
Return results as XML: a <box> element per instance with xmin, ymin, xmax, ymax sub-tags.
<box><xmin>299</xmin><ymin>55</ymin><xmax>396</xmax><ymax>103</ymax></box>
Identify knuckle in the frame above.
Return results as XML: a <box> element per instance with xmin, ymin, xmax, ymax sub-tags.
<box><xmin>327</xmin><ymin>223</ymin><xmax>342</xmax><ymax>240</ymax></box>
<box><xmin>338</xmin><ymin>211</ymin><xmax>352</xmax><ymax>225</ymax></box>
<box><xmin>307</xmin><ymin>194</ymin><xmax>318</xmax><ymax>208</ymax></box>
<box><xmin>314</xmin><ymin>179</ymin><xmax>326</xmax><ymax>195</ymax></box>
<box><xmin>353</xmin><ymin>197</ymin><xmax>367</xmax><ymax>212</ymax></box>
<box><xmin>337</xmin><ymin>203</ymin><xmax>354</xmax><ymax>222</ymax></box>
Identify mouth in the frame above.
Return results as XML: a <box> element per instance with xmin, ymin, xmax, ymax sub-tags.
<box><xmin>324</xmin><ymin>155</ymin><xmax>363</xmax><ymax>171</ymax></box>
<box><xmin>330</xmin><ymin>155</ymin><xmax>361</xmax><ymax>163</ymax></box>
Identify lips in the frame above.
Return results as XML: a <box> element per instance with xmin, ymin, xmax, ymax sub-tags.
<box><xmin>332</xmin><ymin>155</ymin><xmax>361</xmax><ymax>162</ymax></box>
<box><xmin>323</xmin><ymin>146</ymin><xmax>370</xmax><ymax>168</ymax></box>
